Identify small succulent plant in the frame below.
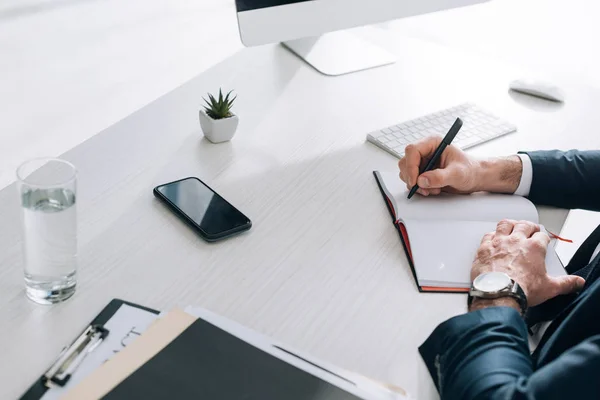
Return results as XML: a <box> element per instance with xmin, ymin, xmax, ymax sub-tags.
<box><xmin>202</xmin><ymin>89</ymin><xmax>236</xmax><ymax>120</ymax></box>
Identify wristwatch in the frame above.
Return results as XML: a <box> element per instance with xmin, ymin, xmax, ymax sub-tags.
<box><xmin>468</xmin><ymin>272</ymin><xmax>528</xmax><ymax>315</ymax></box>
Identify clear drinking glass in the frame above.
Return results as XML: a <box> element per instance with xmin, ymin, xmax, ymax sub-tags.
<box><xmin>16</xmin><ymin>158</ymin><xmax>77</xmax><ymax>304</ymax></box>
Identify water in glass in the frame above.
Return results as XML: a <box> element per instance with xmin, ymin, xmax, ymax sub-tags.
<box><xmin>21</xmin><ymin>187</ymin><xmax>77</xmax><ymax>303</ymax></box>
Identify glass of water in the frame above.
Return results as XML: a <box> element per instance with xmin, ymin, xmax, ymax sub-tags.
<box><xmin>17</xmin><ymin>158</ymin><xmax>77</xmax><ymax>304</ymax></box>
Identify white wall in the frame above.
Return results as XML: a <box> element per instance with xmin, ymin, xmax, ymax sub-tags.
<box><xmin>0</xmin><ymin>0</ymin><xmax>242</xmax><ymax>188</ymax></box>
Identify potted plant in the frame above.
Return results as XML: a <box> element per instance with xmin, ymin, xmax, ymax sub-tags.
<box><xmin>199</xmin><ymin>89</ymin><xmax>238</xmax><ymax>143</ymax></box>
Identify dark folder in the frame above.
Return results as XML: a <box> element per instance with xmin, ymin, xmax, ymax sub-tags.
<box><xmin>63</xmin><ymin>309</ymin><xmax>373</xmax><ymax>400</ymax></box>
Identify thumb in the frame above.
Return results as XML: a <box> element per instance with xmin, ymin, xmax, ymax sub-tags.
<box><xmin>550</xmin><ymin>275</ymin><xmax>585</xmax><ymax>297</ymax></box>
<box><xmin>418</xmin><ymin>168</ymin><xmax>457</xmax><ymax>189</ymax></box>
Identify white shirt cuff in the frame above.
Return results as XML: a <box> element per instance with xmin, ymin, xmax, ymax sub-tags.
<box><xmin>514</xmin><ymin>154</ymin><xmax>533</xmax><ymax>197</ymax></box>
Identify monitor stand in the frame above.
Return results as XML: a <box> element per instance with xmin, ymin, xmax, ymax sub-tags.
<box><xmin>282</xmin><ymin>30</ymin><xmax>396</xmax><ymax>76</ymax></box>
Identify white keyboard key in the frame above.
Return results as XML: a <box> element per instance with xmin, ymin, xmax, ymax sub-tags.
<box><xmin>460</xmin><ymin>136</ymin><xmax>480</xmax><ymax>148</ymax></box>
<box><xmin>366</xmin><ymin>103</ymin><xmax>517</xmax><ymax>159</ymax></box>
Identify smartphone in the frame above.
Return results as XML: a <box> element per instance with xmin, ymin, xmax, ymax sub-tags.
<box><xmin>153</xmin><ymin>177</ymin><xmax>252</xmax><ymax>242</ymax></box>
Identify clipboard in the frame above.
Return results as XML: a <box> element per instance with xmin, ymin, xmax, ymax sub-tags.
<box><xmin>20</xmin><ymin>299</ymin><xmax>159</xmax><ymax>400</ymax></box>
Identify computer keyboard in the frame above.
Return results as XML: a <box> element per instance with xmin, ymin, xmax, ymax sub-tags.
<box><xmin>366</xmin><ymin>103</ymin><xmax>517</xmax><ymax>158</ymax></box>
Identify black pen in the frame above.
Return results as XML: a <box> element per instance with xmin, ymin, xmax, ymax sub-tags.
<box><xmin>407</xmin><ymin>117</ymin><xmax>463</xmax><ymax>199</ymax></box>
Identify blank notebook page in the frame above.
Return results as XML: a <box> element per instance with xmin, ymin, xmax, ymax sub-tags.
<box><xmin>375</xmin><ymin>171</ymin><xmax>539</xmax><ymax>223</ymax></box>
<box><xmin>406</xmin><ymin>220</ymin><xmax>564</xmax><ymax>287</ymax></box>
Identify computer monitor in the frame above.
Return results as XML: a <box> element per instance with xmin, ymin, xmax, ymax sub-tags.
<box><xmin>236</xmin><ymin>0</ymin><xmax>489</xmax><ymax>76</ymax></box>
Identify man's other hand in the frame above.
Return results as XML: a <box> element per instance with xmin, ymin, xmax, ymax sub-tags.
<box><xmin>398</xmin><ymin>136</ymin><xmax>523</xmax><ymax>196</ymax></box>
<box><xmin>471</xmin><ymin>220</ymin><xmax>585</xmax><ymax>307</ymax></box>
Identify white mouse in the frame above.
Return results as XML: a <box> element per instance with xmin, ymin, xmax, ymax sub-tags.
<box><xmin>509</xmin><ymin>79</ymin><xmax>565</xmax><ymax>102</ymax></box>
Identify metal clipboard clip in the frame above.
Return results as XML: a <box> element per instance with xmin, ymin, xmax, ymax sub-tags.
<box><xmin>43</xmin><ymin>324</ymin><xmax>109</xmax><ymax>387</ymax></box>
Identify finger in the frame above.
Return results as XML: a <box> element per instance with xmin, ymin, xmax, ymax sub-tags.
<box><xmin>398</xmin><ymin>157</ymin><xmax>407</xmax><ymax>175</ymax></box>
<box><xmin>399</xmin><ymin>170</ymin><xmax>407</xmax><ymax>184</ymax></box>
<box><xmin>496</xmin><ymin>219</ymin><xmax>516</xmax><ymax>236</ymax></box>
<box><xmin>417</xmin><ymin>188</ymin><xmax>430</xmax><ymax>196</ymax></box>
<box><xmin>428</xmin><ymin>188</ymin><xmax>442</xmax><ymax>196</ymax></box>
<box><xmin>403</xmin><ymin>146</ymin><xmax>422</xmax><ymax>188</ymax></box>
<box><xmin>480</xmin><ymin>231</ymin><xmax>495</xmax><ymax>244</ymax></box>
<box><xmin>511</xmin><ymin>221</ymin><xmax>540</xmax><ymax>238</ymax></box>
<box><xmin>404</xmin><ymin>137</ymin><xmax>443</xmax><ymax>187</ymax></box>
<box><xmin>418</xmin><ymin>167</ymin><xmax>457</xmax><ymax>189</ymax></box>
<box><xmin>531</xmin><ymin>231</ymin><xmax>552</xmax><ymax>248</ymax></box>
<box><xmin>550</xmin><ymin>275</ymin><xmax>586</xmax><ymax>298</ymax></box>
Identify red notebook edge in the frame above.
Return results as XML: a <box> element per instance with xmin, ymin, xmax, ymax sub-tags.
<box><xmin>372</xmin><ymin>171</ymin><xmax>470</xmax><ymax>294</ymax></box>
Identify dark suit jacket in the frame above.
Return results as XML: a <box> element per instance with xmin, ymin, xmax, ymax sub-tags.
<box><xmin>419</xmin><ymin>150</ymin><xmax>600</xmax><ymax>399</ymax></box>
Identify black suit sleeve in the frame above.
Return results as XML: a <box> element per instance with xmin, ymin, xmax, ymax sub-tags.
<box><xmin>520</xmin><ymin>150</ymin><xmax>600</xmax><ymax>211</ymax></box>
<box><xmin>419</xmin><ymin>307</ymin><xmax>600</xmax><ymax>399</ymax></box>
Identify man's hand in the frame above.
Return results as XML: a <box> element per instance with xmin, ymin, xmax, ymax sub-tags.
<box><xmin>471</xmin><ymin>220</ymin><xmax>585</xmax><ymax>309</ymax></box>
<box><xmin>398</xmin><ymin>136</ymin><xmax>523</xmax><ymax>196</ymax></box>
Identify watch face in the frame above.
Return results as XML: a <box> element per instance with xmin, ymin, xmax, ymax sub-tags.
<box><xmin>473</xmin><ymin>272</ymin><xmax>512</xmax><ymax>293</ymax></box>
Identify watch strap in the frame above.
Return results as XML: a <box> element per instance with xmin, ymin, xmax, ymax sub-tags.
<box><xmin>510</xmin><ymin>281</ymin><xmax>528</xmax><ymax>315</ymax></box>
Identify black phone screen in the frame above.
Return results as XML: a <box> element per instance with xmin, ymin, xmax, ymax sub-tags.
<box><xmin>155</xmin><ymin>178</ymin><xmax>250</xmax><ymax>236</ymax></box>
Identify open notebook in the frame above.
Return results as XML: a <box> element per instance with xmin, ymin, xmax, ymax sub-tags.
<box><xmin>373</xmin><ymin>171</ymin><xmax>565</xmax><ymax>293</ymax></box>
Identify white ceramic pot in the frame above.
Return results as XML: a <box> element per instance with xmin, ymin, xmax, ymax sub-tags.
<box><xmin>199</xmin><ymin>109</ymin><xmax>239</xmax><ymax>143</ymax></box>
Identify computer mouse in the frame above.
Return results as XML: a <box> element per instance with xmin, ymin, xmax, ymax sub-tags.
<box><xmin>509</xmin><ymin>79</ymin><xmax>565</xmax><ymax>102</ymax></box>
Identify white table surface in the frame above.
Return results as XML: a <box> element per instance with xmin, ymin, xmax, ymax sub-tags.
<box><xmin>1</xmin><ymin>31</ymin><xmax>599</xmax><ymax>399</ymax></box>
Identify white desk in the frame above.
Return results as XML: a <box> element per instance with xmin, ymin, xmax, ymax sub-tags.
<box><xmin>1</xmin><ymin>33</ymin><xmax>599</xmax><ymax>398</ymax></box>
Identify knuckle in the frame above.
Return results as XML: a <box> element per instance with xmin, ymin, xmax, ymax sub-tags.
<box><xmin>525</xmin><ymin>221</ymin><xmax>538</xmax><ymax>230</ymax></box>
<box><xmin>477</xmin><ymin>244</ymin><xmax>489</xmax><ymax>254</ymax></box>
<box><xmin>482</xmin><ymin>232</ymin><xmax>494</xmax><ymax>241</ymax></box>
<box><xmin>491</xmin><ymin>236</ymin><xmax>503</xmax><ymax>247</ymax></box>
<box><xmin>498</xmin><ymin>218</ymin><xmax>512</xmax><ymax>226</ymax></box>
<box><xmin>531</xmin><ymin>239</ymin><xmax>547</xmax><ymax>250</ymax></box>
<box><xmin>508</xmin><ymin>235</ymin><xmax>521</xmax><ymax>244</ymax></box>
